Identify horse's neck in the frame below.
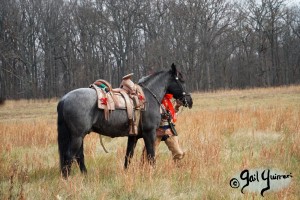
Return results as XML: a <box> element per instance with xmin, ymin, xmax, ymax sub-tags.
<box><xmin>143</xmin><ymin>72</ymin><xmax>170</xmax><ymax>102</ymax></box>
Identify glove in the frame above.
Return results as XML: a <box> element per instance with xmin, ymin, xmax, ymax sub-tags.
<box><xmin>161</xmin><ymin>112</ymin><xmax>170</xmax><ymax>120</ymax></box>
<box><xmin>161</xmin><ymin>134</ymin><xmax>170</xmax><ymax>141</ymax></box>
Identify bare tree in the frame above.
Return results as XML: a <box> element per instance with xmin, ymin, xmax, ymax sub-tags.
<box><xmin>0</xmin><ymin>0</ymin><xmax>299</xmax><ymax>99</ymax></box>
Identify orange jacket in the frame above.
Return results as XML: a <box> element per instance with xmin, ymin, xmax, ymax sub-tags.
<box><xmin>162</xmin><ymin>94</ymin><xmax>176</xmax><ymax>122</ymax></box>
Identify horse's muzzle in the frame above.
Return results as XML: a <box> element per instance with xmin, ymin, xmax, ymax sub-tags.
<box><xmin>180</xmin><ymin>94</ymin><xmax>193</xmax><ymax>109</ymax></box>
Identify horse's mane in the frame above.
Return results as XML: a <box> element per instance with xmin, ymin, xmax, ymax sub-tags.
<box><xmin>138</xmin><ymin>68</ymin><xmax>185</xmax><ymax>85</ymax></box>
<box><xmin>138</xmin><ymin>71</ymin><xmax>166</xmax><ymax>84</ymax></box>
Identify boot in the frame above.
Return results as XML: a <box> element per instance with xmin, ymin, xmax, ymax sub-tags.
<box><xmin>165</xmin><ymin>135</ymin><xmax>185</xmax><ymax>160</ymax></box>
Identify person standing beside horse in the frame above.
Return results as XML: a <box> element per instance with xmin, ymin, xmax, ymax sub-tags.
<box><xmin>142</xmin><ymin>93</ymin><xmax>185</xmax><ymax>162</ymax></box>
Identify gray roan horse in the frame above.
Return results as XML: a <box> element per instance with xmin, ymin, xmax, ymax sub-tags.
<box><xmin>57</xmin><ymin>64</ymin><xmax>193</xmax><ymax>177</ymax></box>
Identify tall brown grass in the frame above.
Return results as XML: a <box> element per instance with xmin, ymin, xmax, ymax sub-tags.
<box><xmin>0</xmin><ymin>86</ymin><xmax>299</xmax><ymax>199</ymax></box>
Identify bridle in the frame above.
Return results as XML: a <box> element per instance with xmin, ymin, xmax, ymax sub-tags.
<box><xmin>139</xmin><ymin>72</ymin><xmax>191</xmax><ymax>107</ymax></box>
<box><xmin>172</xmin><ymin>74</ymin><xmax>191</xmax><ymax>107</ymax></box>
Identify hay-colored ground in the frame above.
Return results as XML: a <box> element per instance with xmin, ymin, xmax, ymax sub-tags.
<box><xmin>0</xmin><ymin>86</ymin><xmax>299</xmax><ymax>199</ymax></box>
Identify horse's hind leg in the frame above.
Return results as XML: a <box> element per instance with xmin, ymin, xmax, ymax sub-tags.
<box><xmin>124</xmin><ymin>136</ymin><xmax>138</xmax><ymax>169</ymax></box>
<box><xmin>62</xmin><ymin>136</ymin><xmax>84</xmax><ymax>177</ymax></box>
<box><xmin>76</xmin><ymin>141</ymin><xmax>87</xmax><ymax>174</ymax></box>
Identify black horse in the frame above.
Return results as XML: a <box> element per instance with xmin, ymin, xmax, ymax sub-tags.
<box><xmin>57</xmin><ymin>64</ymin><xmax>193</xmax><ymax>177</ymax></box>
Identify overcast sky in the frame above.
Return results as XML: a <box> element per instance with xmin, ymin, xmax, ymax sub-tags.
<box><xmin>287</xmin><ymin>0</ymin><xmax>300</xmax><ymax>6</ymax></box>
<box><xmin>233</xmin><ymin>0</ymin><xmax>299</xmax><ymax>6</ymax></box>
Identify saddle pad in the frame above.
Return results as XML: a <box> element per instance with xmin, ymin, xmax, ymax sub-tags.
<box><xmin>91</xmin><ymin>84</ymin><xmax>133</xmax><ymax>110</ymax></box>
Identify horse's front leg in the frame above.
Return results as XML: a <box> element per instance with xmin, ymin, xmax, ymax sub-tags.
<box><xmin>124</xmin><ymin>136</ymin><xmax>138</xmax><ymax>169</ymax></box>
<box><xmin>143</xmin><ymin>129</ymin><xmax>156</xmax><ymax>166</ymax></box>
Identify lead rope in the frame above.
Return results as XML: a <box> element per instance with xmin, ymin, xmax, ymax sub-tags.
<box><xmin>99</xmin><ymin>135</ymin><xmax>109</xmax><ymax>153</ymax></box>
<box><xmin>139</xmin><ymin>83</ymin><xmax>161</xmax><ymax>106</ymax></box>
<box><xmin>139</xmin><ymin>82</ymin><xmax>166</xmax><ymax>115</ymax></box>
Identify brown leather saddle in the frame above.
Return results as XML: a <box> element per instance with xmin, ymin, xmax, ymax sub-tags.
<box><xmin>89</xmin><ymin>79</ymin><xmax>146</xmax><ymax>135</ymax></box>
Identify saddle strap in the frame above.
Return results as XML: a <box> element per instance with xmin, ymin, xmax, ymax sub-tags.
<box><xmin>135</xmin><ymin>84</ymin><xmax>146</xmax><ymax>110</ymax></box>
<box><xmin>119</xmin><ymin>90</ymin><xmax>133</xmax><ymax>120</ymax></box>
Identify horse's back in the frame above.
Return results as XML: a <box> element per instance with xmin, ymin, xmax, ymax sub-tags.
<box><xmin>58</xmin><ymin>88</ymin><xmax>98</xmax><ymax>135</ymax></box>
<box><xmin>61</xmin><ymin>87</ymin><xmax>96</xmax><ymax>103</ymax></box>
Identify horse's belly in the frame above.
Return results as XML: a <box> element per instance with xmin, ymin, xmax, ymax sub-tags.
<box><xmin>95</xmin><ymin>125</ymin><xmax>130</xmax><ymax>137</ymax></box>
<box><xmin>92</xmin><ymin>109</ymin><xmax>130</xmax><ymax>137</ymax></box>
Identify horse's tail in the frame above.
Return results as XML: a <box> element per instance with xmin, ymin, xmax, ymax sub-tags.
<box><xmin>57</xmin><ymin>100</ymin><xmax>70</xmax><ymax>173</ymax></box>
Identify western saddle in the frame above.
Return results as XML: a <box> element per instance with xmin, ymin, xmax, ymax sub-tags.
<box><xmin>89</xmin><ymin>73</ymin><xmax>145</xmax><ymax>136</ymax></box>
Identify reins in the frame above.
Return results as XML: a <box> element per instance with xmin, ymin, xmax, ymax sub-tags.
<box><xmin>99</xmin><ymin>134</ymin><xmax>109</xmax><ymax>153</ymax></box>
<box><xmin>139</xmin><ymin>83</ymin><xmax>161</xmax><ymax>106</ymax></box>
<box><xmin>139</xmin><ymin>83</ymin><xmax>170</xmax><ymax>115</ymax></box>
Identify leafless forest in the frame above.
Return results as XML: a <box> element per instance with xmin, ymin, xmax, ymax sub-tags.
<box><xmin>0</xmin><ymin>0</ymin><xmax>300</xmax><ymax>99</ymax></box>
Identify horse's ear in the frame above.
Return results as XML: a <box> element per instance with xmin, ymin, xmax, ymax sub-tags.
<box><xmin>171</xmin><ymin>63</ymin><xmax>177</xmax><ymax>75</ymax></box>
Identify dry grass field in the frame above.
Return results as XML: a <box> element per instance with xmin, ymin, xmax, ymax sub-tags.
<box><xmin>0</xmin><ymin>86</ymin><xmax>299</xmax><ymax>199</ymax></box>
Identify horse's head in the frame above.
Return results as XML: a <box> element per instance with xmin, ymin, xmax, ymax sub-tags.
<box><xmin>166</xmin><ymin>63</ymin><xmax>193</xmax><ymax>108</ymax></box>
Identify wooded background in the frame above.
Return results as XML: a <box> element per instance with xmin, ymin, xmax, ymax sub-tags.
<box><xmin>0</xmin><ymin>0</ymin><xmax>299</xmax><ymax>99</ymax></box>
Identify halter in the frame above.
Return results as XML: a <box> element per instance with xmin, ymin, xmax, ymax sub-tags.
<box><xmin>139</xmin><ymin>72</ymin><xmax>190</xmax><ymax>107</ymax></box>
<box><xmin>172</xmin><ymin>74</ymin><xmax>190</xmax><ymax>107</ymax></box>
